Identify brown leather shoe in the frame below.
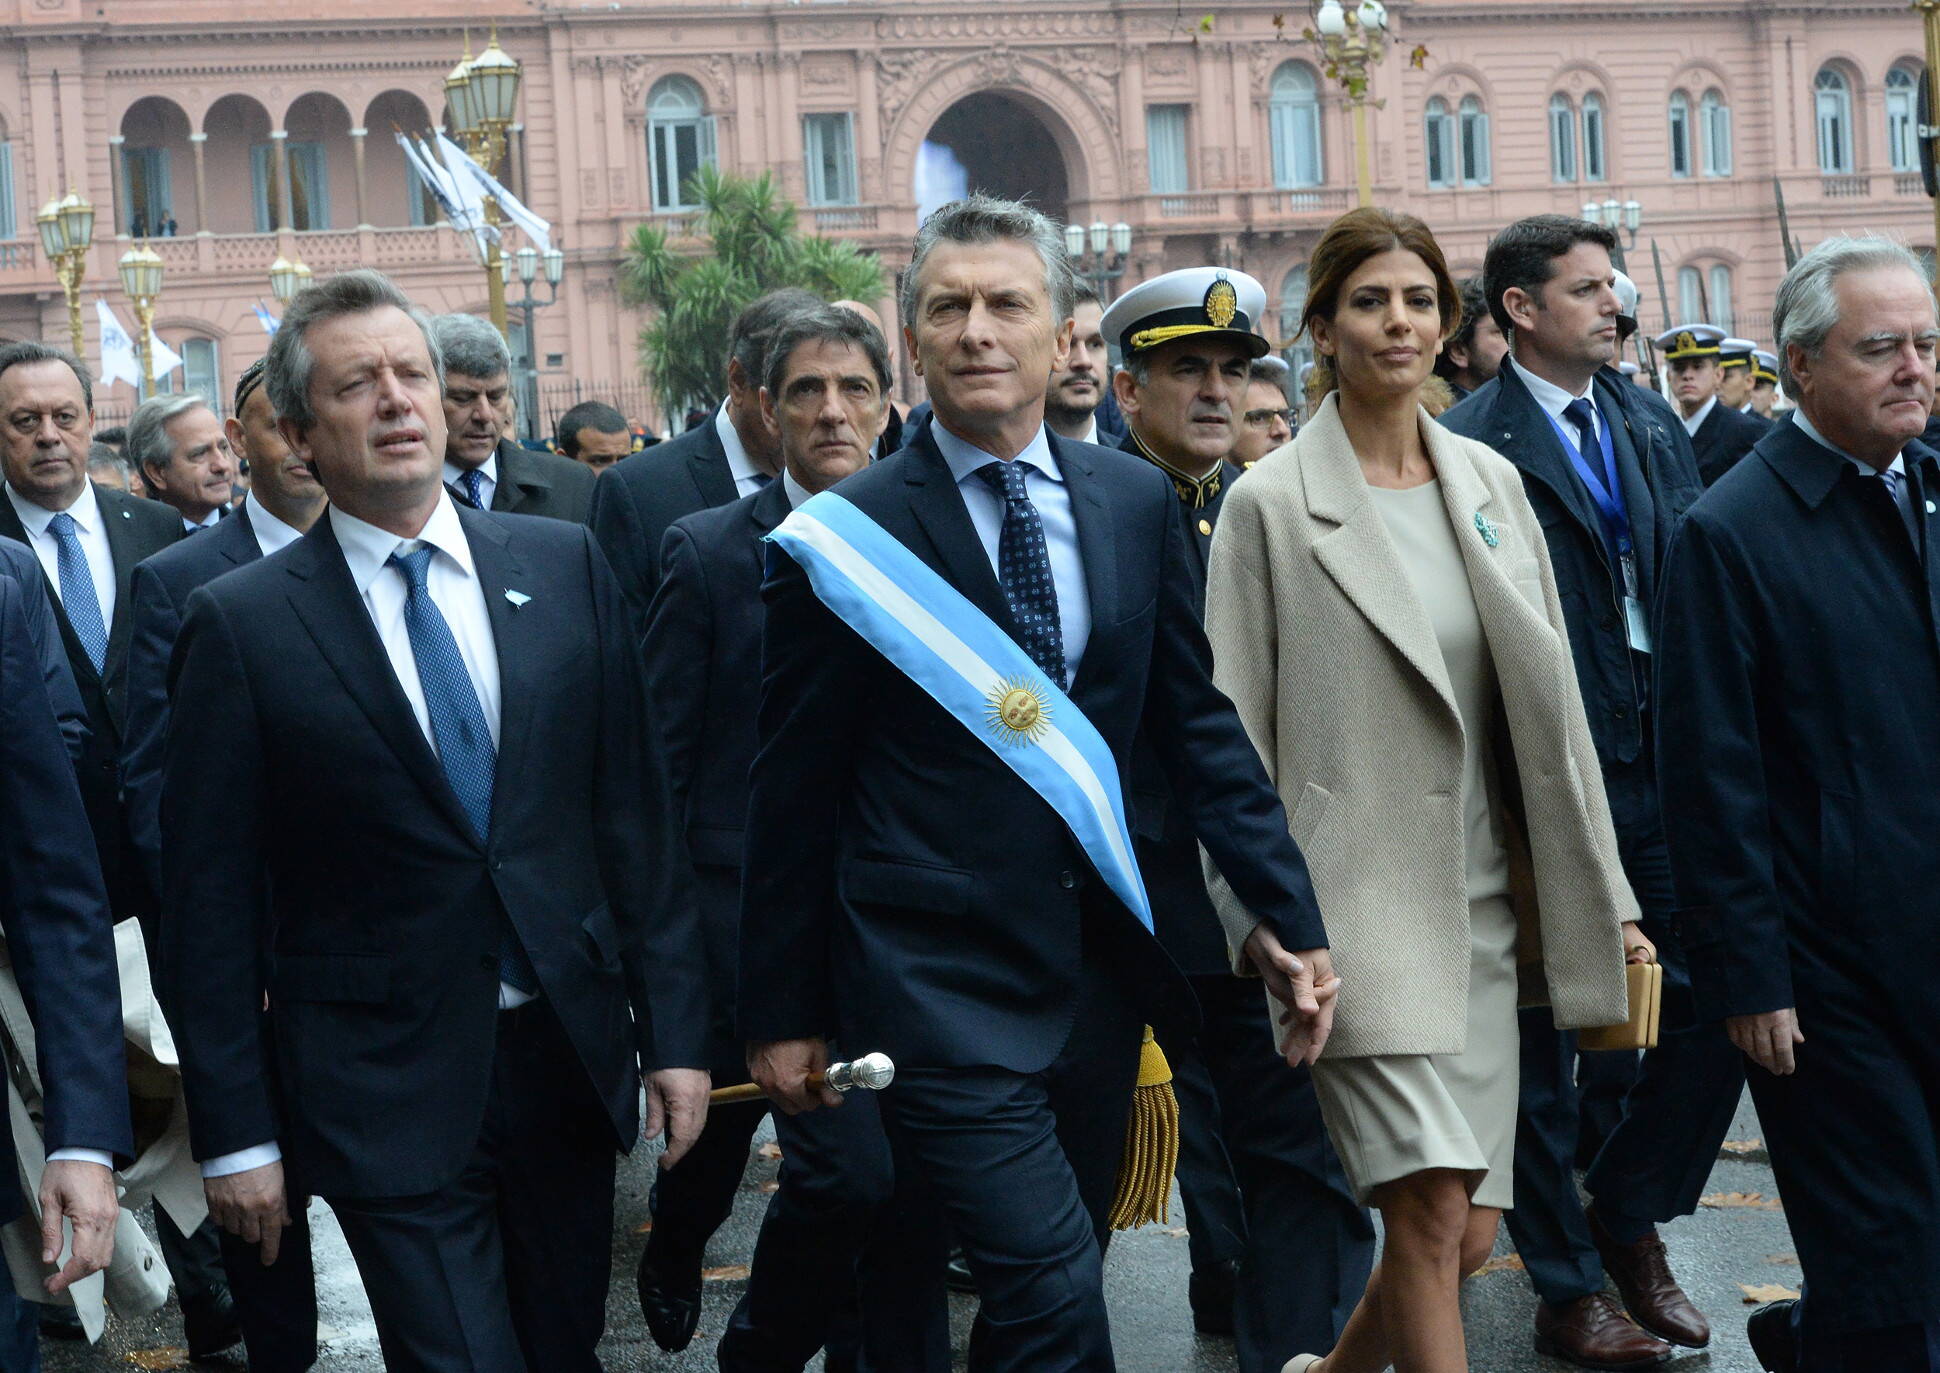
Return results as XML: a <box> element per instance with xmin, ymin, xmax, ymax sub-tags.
<box><xmin>1534</xmin><ymin>1293</ymin><xmax>1673</xmax><ymax>1370</ymax></box>
<box><xmin>1586</xmin><ymin>1205</ymin><xmax>1713</xmax><ymax>1348</ymax></box>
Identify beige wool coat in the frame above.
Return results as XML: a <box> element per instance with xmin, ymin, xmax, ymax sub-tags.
<box><xmin>1202</xmin><ymin>392</ymin><xmax>1634</xmax><ymax>1059</ymax></box>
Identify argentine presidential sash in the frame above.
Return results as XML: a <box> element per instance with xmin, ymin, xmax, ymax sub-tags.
<box><xmin>768</xmin><ymin>491</ymin><xmax>1152</xmax><ymax>932</ymax></box>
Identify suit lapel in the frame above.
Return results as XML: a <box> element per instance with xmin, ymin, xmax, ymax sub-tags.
<box><xmin>221</xmin><ymin>505</ymin><xmax>260</xmax><ymax>566</ymax></box>
<box><xmin>690</xmin><ymin>418</ymin><xmax>740</xmax><ymax>508</ymax></box>
<box><xmin>1490</xmin><ymin>368</ymin><xmax>1605</xmax><ymax>544</ymax></box>
<box><xmin>97</xmin><ymin>485</ymin><xmax>149</xmax><ymax>681</ymax></box>
<box><xmin>1301</xmin><ymin>397</ymin><xmax>1459</xmax><ymax>723</ymax></box>
<box><xmin>903</xmin><ymin>430</ymin><xmax>1017</xmax><ymax>635</ymax></box>
<box><xmin>1050</xmin><ymin>432</ymin><xmax>1118</xmax><ymax>652</ymax></box>
<box><xmin>461</xmin><ymin>508</ymin><xmax>537</xmax><ymax>835</ymax></box>
<box><xmin>283</xmin><ymin>515</ymin><xmax>482</xmax><ymax>844</ymax></box>
<box><xmin>491</xmin><ymin>441</ymin><xmax>540</xmax><ymax>515</ymax></box>
<box><xmin>1596</xmin><ymin>380</ymin><xmax>1659</xmax><ymax>600</ymax></box>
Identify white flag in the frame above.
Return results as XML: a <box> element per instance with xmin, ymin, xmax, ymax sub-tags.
<box><xmin>94</xmin><ymin>299</ymin><xmax>140</xmax><ymax>390</ymax></box>
<box><xmin>148</xmin><ymin>330</ymin><xmax>184</xmax><ymax>381</ymax></box>
<box><xmin>438</xmin><ymin>131</ymin><xmax>552</xmax><ymax>254</ymax></box>
<box><xmin>395</xmin><ymin>132</ymin><xmax>495</xmax><ymax>261</ymax></box>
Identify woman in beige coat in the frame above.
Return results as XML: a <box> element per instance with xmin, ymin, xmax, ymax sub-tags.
<box><xmin>1202</xmin><ymin>208</ymin><xmax>1650</xmax><ymax>1373</ymax></box>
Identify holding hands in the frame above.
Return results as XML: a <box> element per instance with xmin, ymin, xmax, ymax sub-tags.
<box><xmin>1243</xmin><ymin>923</ymin><xmax>1342</xmax><ymax>1068</ymax></box>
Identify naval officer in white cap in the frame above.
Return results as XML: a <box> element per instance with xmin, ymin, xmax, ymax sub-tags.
<box><xmin>1656</xmin><ymin>323</ymin><xmax>1769</xmax><ymax>484</ymax></box>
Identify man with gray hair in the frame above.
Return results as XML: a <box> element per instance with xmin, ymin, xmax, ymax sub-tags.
<box><xmin>1657</xmin><ymin>236</ymin><xmax>1940</xmax><ymax>1372</ymax></box>
<box><xmin>161</xmin><ymin>268</ymin><xmax>711</xmax><ymax>1373</ymax></box>
<box><xmin>427</xmin><ymin>312</ymin><xmax>594</xmax><ymax>523</ymax></box>
<box><xmin>739</xmin><ymin>197</ymin><xmax>1330</xmax><ymax>1369</ymax></box>
<box><xmin>126</xmin><ymin>393</ymin><xmax>237</xmax><ymax>533</ymax></box>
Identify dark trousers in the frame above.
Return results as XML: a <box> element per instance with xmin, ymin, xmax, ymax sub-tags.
<box><xmin>216</xmin><ymin>1196</ymin><xmax>320</xmax><ymax>1372</ymax></box>
<box><xmin>646</xmin><ymin>1094</ymin><xmax>766</xmax><ymax>1259</ymax></box>
<box><xmin>879</xmin><ymin>956</ymin><xmax>1143</xmax><ymax>1372</ymax></box>
<box><xmin>1507</xmin><ymin>751</ymin><xmax>1743</xmax><ymax>1308</ymax></box>
<box><xmin>154</xmin><ymin>1206</ymin><xmax>225</xmax><ymax>1302</ymax></box>
<box><xmin>1172</xmin><ymin>975</ymin><xmax>1373</xmax><ymax>1372</ymax></box>
<box><xmin>0</xmin><ymin>1270</ymin><xmax>38</xmax><ymax>1373</ymax></box>
<box><xmin>326</xmin><ymin>1002</ymin><xmax>618</xmax><ymax>1373</ymax></box>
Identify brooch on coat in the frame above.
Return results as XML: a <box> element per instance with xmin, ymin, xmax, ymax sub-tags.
<box><xmin>1473</xmin><ymin>512</ymin><xmax>1499</xmax><ymax>548</ymax></box>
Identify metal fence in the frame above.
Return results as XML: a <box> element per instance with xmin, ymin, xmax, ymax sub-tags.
<box><xmin>534</xmin><ymin>379</ymin><xmax>665</xmax><ymax>443</ymax></box>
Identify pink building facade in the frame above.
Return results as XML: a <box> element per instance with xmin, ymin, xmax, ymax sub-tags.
<box><xmin>0</xmin><ymin>0</ymin><xmax>1929</xmax><ymax>429</ymax></box>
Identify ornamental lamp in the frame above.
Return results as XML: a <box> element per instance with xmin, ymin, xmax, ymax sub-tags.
<box><xmin>1088</xmin><ymin>221</ymin><xmax>1109</xmax><ymax>257</ymax></box>
<box><xmin>1064</xmin><ymin>222</ymin><xmax>1085</xmax><ymax>260</ymax></box>
<box><xmin>516</xmin><ymin>244</ymin><xmax>538</xmax><ymax>285</ymax></box>
<box><xmin>468</xmin><ymin>30</ymin><xmax>522</xmax><ymax>128</ymax></box>
<box><xmin>542</xmin><ymin>246</ymin><xmax>564</xmax><ymax>285</ymax></box>
<box><xmin>36</xmin><ymin>195</ymin><xmax>67</xmax><ymax>258</ymax></box>
<box><xmin>1110</xmin><ymin>222</ymin><xmax>1133</xmax><ymax>257</ymax></box>
<box><xmin>118</xmin><ymin>242</ymin><xmax>164</xmax><ymax>302</ymax></box>
<box><xmin>1316</xmin><ymin>0</ymin><xmax>1348</xmax><ymax>37</ymax></box>
<box><xmin>444</xmin><ymin>51</ymin><xmax>478</xmax><ymax>138</ymax></box>
<box><xmin>58</xmin><ymin>190</ymin><xmax>94</xmax><ymax>255</ymax></box>
<box><xmin>1356</xmin><ymin>0</ymin><xmax>1388</xmax><ymax>32</ymax></box>
<box><xmin>1623</xmin><ymin>199</ymin><xmax>1643</xmax><ymax>232</ymax></box>
<box><xmin>268</xmin><ymin>255</ymin><xmax>298</xmax><ymax>302</ymax></box>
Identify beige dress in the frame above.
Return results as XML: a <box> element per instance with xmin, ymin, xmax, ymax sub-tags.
<box><xmin>1309</xmin><ymin>478</ymin><xmax>1521</xmax><ymax>1210</ymax></box>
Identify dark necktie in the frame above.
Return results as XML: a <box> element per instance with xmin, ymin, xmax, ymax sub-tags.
<box><xmin>751</xmin><ymin>470</ymin><xmax>773</xmax><ymax>488</ymax></box>
<box><xmin>1879</xmin><ymin>466</ymin><xmax>1920</xmax><ymax>548</ymax></box>
<box><xmin>47</xmin><ymin>511</ymin><xmax>108</xmax><ymax>675</ymax></box>
<box><xmin>459</xmin><ymin>468</ymin><xmax>486</xmax><ymax>510</ymax></box>
<box><xmin>975</xmin><ymin>460</ymin><xmax>1067</xmax><ymax>685</ymax></box>
<box><xmin>1562</xmin><ymin>397</ymin><xmax>1598</xmax><ymax>464</ymax></box>
<box><xmin>386</xmin><ymin>547</ymin><xmax>537</xmax><ymax>995</ymax></box>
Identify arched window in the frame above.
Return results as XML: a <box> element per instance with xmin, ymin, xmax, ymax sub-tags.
<box><xmin>1887</xmin><ymin>66</ymin><xmax>1920</xmax><ymax>172</ymax></box>
<box><xmin>1816</xmin><ymin>67</ymin><xmax>1854</xmax><ymax>174</ymax></box>
<box><xmin>1549</xmin><ymin>93</ymin><xmax>1577</xmax><ymax>182</ymax></box>
<box><xmin>1581</xmin><ymin>92</ymin><xmax>1606</xmax><ymax>183</ymax></box>
<box><xmin>1278</xmin><ymin>265</ymin><xmax>1314</xmax><ymax>394</ymax></box>
<box><xmin>1677</xmin><ymin>265</ymin><xmax>1703</xmax><ymax>324</ymax></box>
<box><xmin>1668</xmin><ymin>90</ymin><xmax>1693</xmax><ymax>178</ymax></box>
<box><xmin>647</xmin><ymin>76</ymin><xmax>716</xmax><ymax>213</ymax></box>
<box><xmin>1424</xmin><ymin>98</ymin><xmax>1454</xmax><ymax>188</ymax></box>
<box><xmin>1709</xmin><ymin>265</ymin><xmax>1734</xmax><ymax>334</ymax></box>
<box><xmin>1459</xmin><ymin>96</ymin><xmax>1491</xmax><ymax>186</ymax></box>
<box><xmin>1270</xmin><ymin>63</ymin><xmax>1324</xmax><ymax>189</ymax></box>
<box><xmin>1700</xmin><ymin>89</ymin><xmax>1733</xmax><ymax>176</ymax></box>
<box><xmin>157</xmin><ymin>337</ymin><xmax>222</xmax><ymax>413</ymax></box>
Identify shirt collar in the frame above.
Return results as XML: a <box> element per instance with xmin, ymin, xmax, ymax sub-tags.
<box><xmin>1791</xmin><ymin>406</ymin><xmax>1906</xmax><ymax>479</ymax></box>
<box><xmin>1123</xmin><ymin>425</ymin><xmax>1224</xmax><ymax>509</ymax></box>
<box><xmin>1509</xmin><ymin>356</ymin><xmax>1594</xmax><ymax>423</ymax></box>
<box><xmin>329</xmin><ymin>491</ymin><xmax>476</xmax><ymax>597</ymax></box>
<box><xmin>187</xmin><ymin>506</ymin><xmax>223</xmax><ymax>531</ymax></box>
<box><xmin>715</xmin><ymin>403</ymin><xmax>765</xmax><ymax>487</ymax></box>
<box><xmin>1682</xmin><ymin>394</ymin><xmax>1718</xmax><ymax>435</ymax></box>
<box><xmin>442</xmin><ymin>449</ymin><xmax>498</xmax><ymax>492</ymax></box>
<box><xmin>932</xmin><ymin>418</ymin><xmax>1060</xmax><ymax>487</ymax></box>
<box><xmin>5</xmin><ymin>478</ymin><xmax>98</xmax><ymax>537</ymax></box>
<box><xmin>243</xmin><ymin>493</ymin><xmax>306</xmax><ymax>556</ymax></box>
<box><xmin>781</xmin><ymin>468</ymin><xmax>814</xmax><ymax>511</ymax></box>
<box><xmin>1077</xmin><ymin>418</ymin><xmax>1098</xmax><ymax>446</ymax></box>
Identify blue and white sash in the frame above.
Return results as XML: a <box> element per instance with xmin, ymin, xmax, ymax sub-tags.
<box><xmin>768</xmin><ymin>491</ymin><xmax>1152</xmax><ymax>931</ymax></box>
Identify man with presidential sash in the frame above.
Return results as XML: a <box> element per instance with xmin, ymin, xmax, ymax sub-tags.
<box><xmin>740</xmin><ymin>196</ymin><xmax>1333</xmax><ymax>1371</ymax></box>
<box><xmin>1103</xmin><ymin>267</ymin><xmax>1374</xmax><ymax>1371</ymax></box>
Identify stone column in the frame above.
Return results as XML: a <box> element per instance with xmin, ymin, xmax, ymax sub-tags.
<box><xmin>507</xmin><ymin>123</ymin><xmax>526</xmax><ymax>203</ymax></box>
<box><xmin>349</xmin><ymin>127</ymin><xmax>369</xmax><ymax>228</ymax></box>
<box><xmin>271</xmin><ymin>129</ymin><xmax>293</xmax><ymax>231</ymax></box>
<box><xmin>856</xmin><ymin>55</ymin><xmax>881</xmax><ymax>204</ymax></box>
<box><xmin>189</xmin><ymin>132</ymin><xmax>209</xmax><ymax>233</ymax></box>
<box><xmin>108</xmin><ymin>134</ymin><xmax>129</xmax><ymax>238</ymax></box>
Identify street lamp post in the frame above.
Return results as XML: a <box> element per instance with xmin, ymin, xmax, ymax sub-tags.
<box><xmin>1309</xmin><ymin>0</ymin><xmax>1391</xmax><ymax>209</ymax></box>
<box><xmin>1064</xmin><ymin>221</ymin><xmax>1134</xmax><ymax>303</ymax></box>
<box><xmin>37</xmin><ymin>189</ymin><xmax>96</xmax><ymax>358</ymax></box>
<box><xmin>445</xmin><ymin>26</ymin><xmax>523</xmax><ymax>338</ymax></box>
<box><xmin>117</xmin><ymin>242</ymin><xmax>165</xmax><ymax>397</ymax></box>
<box><xmin>268</xmin><ymin>253</ymin><xmax>313</xmax><ymax>306</ymax></box>
<box><xmin>1582</xmin><ymin>197</ymin><xmax>1643</xmax><ymax>272</ymax></box>
<box><xmin>508</xmin><ymin>244</ymin><xmax>564</xmax><ymax>442</ymax></box>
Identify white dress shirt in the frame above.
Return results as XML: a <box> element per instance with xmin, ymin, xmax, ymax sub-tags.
<box><xmin>443</xmin><ymin>451</ymin><xmax>499</xmax><ymax>510</ymax></box>
<box><xmin>1510</xmin><ymin>356</ymin><xmax>1605</xmax><ymax>448</ymax></box>
<box><xmin>243</xmin><ymin>494</ymin><xmax>306</xmax><ymax>559</ymax></box>
<box><xmin>781</xmin><ymin>468</ymin><xmax>814</xmax><ymax>512</ymax></box>
<box><xmin>5</xmin><ymin>480</ymin><xmax>116</xmax><ymax>630</ymax></box>
<box><xmin>930</xmin><ymin>420</ymin><xmax>1092</xmax><ymax>686</ymax></box>
<box><xmin>204</xmin><ymin>493</ymin><xmax>512</xmax><ymax>1182</ymax></box>
<box><xmin>1791</xmin><ymin>408</ymin><xmax>1915</xmax><ymax>525</ymax></box>
<box><xmin>183</xmin><ymin>506</ymin><xmax>223</xmax><ymax>534</ymax></box>
<box><xmin>716</xmin><ymin>405</ymin><xmax>773</xmax><ymax>498</ymax></box>
<box><xmin>1680</xmin><ymin>394</ymin><xmax>1718</xmax><ymax>438</ymax></box>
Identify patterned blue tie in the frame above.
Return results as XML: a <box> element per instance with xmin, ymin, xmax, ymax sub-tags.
<box><xmin>387</xmin><ymin>547</ymin><xmax>537</xmax><ymax>995</ymax></box>
<box><xmin>976</xmin><ymin>460</ymin><xmax>1067</xmax><ymax>685</ymax></box>
<box><xmin>47</xmin><ymin>511</ymin><xmax>108</xmax><ymax>675</ymax></box>
<box><xmin>459</xmin><ymin>468</ymin><xmax>486</xmax><ymax>510</ymax></box>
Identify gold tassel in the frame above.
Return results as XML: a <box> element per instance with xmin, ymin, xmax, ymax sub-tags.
<box><xmin>1107</xmin><ymin>1026</ymin><xmax>1180</xmax><ymax>1231</ymax></box>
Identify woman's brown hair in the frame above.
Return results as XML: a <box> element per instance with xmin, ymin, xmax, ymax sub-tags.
<box><xmin>1298</xmin><ymin>207</ymin><xmax>1460</xmax><ymax>399</ymax></box>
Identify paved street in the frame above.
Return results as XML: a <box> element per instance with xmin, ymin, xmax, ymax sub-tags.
<box><xmin>47</xmin><ymin>1093</ymin><xmax>1790</xmax><ymax>1372</ymax></box>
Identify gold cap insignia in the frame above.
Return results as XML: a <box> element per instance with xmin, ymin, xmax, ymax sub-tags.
<box><xmin>985</xmin><ymin>677</ymin><xmax>1052</xmax><ymax>746</ymax></box>
<box><xmin>1675</xmin><ymin>331</ymin><xmax>1696</xmax><ymax>353</ymax></box>
<box><xmin>1204</xmin><ymin>278</ymin><xmax>1239</xmax><ymax>330</ymax></box>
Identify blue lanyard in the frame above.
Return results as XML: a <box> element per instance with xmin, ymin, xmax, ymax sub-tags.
<box><xmin>1544</xmin><ymin>402</ymin><xmax>1632</xmax><ymax>560</ymax></box>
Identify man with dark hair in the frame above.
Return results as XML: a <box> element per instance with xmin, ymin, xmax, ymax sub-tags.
<box><xmin>87</xmin><ymin>441</ymin><xmax>136</xmax><ymax>493</ymax></box>
<box><xmin>428</xmin><ymin>313</ymin><xmax>595</xmax><ymax>523</ymax></box>
<box><xmin>1654</xmin><ymin>323</ymin><xmax>1770</xmax><ymax>486</ymax></box>
<box><xmin>125</xmin><ymin>394</ymin><xmax>237</xmax><ymax>533</ymax></box>
<box><xmin>590</xmin><ymin>287</ymin><xmax>821</xmax><ymax>620</ymax></box>
<box><xmin>1230</xmin><ymin>359</ymin><xmax>1295</xmax><ymax>469</ymax></box>
<box><xmin>1434</xmin><ymin>275</ymin><xmax>1508</xmax><ymax>401</ymax></box>
<box><xmin>742</xmin><ymin>196</ymin><xmax>1330</xmax><ymax>1371</ymax></box>
<box><xmin>556</xmin><ymin>400</ymin><xmax>633</xmax><ymax>471</ymax></box>
<box><xmin>1445</xmin><ymin>215</ymin><xmax>1722</xmax><ymax>1370</ymax></box>
<box><xmin>161</xmin><ymin>269</ymin><xmax>710</xmax><ymax>1373</ymax></box>
<box><xmin>1044</xmin><ymin>285</ymin><xmax>1121</xmax><ymax>446</ymax></box>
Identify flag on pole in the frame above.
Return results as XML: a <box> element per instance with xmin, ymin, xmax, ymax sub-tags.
<box><xmin>395</xmin><ymin>131</ymin><xmax>495</xmax><ymax>260</ymax></box>
<box><xmin>253</xmin><ymin>301</ymin><xmax>280</xmax><ymax>336</ymax></box>
<box><xmin>437</xmin><ymin>131</ymin><xmax>553</xmax><ymax>253</ymax></box>
<box><xmin>94</xmin><ymin>299</ymin><xmax>141</xmax><ymax>390</ymax></box>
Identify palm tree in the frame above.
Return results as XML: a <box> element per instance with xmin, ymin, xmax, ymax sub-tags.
<box><xmin>621</xmin><ymin>168</ymin><xmax>888</xmax><ymax>422</ymax></box>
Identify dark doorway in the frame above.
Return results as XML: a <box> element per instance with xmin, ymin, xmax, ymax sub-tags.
<box><xmin>922</xmin><ymin>92</ymin><xmax>1071</xmax><ymax>224</ymax></box>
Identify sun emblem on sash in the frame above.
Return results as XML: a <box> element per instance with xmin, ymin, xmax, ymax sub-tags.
<box><xmin>985</xmin><ymin>677</ymin><xmax>1052</xmax><ymax>746</ymax></box>
<box><xmin>1204</xmin><ymin>277</ymin><xmax>1239</xmax><ymax>329</ymax></box>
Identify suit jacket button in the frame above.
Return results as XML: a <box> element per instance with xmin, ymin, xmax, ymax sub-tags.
<box><xmin>1613</xmin><ymin>706</ymin><xmax>1629</xmax><ymax>720</ymax></box>
<box><xmin>1058</xmin><ymin>870</ymin><xmax>1077</xmax><ymax>890</ymax></box>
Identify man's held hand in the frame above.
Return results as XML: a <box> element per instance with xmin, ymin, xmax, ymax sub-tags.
<box><xmin>1727</xmin><ymin>1007</ymin><xmax>1804</xmax><ymax>1076</ymax></box>
<box><xmin>748</xmin><ymin>1037</ymin><xmax>843</xmax><ymax>1115</ymax></box>
<box><xmin>205</xmin><ymin>1160</ymin><xmax>290</xmax><ymax>1268</ymax></box>
<box><xmin>38</xmin><ymin>1159</ymin><xmax>118</xmax><ymax>1295</ymax></box>
<box><xmin>1243</xmin><ymin>923</ymin><xmax>1340</xmax><ymax>1068</ymax></box>
<box><xmin>645</xmin><ymin>1067</ymin><xmax>712</xmax><ymax>1167</ymax></box>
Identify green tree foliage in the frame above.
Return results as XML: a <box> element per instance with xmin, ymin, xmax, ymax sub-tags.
<box><xmin>621</xmin><ymin>166</ymin><xmax>888</xmax><ymax>419</ymax></box>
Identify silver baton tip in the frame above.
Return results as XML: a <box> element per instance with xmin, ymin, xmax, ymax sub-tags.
<box><xmin>846</xmin><ymin>1052</ymin><xmax>895</xmax><ymax>1091</ymax></box>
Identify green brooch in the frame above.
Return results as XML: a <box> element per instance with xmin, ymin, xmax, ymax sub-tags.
<box><xmin>1474</xmin><ymin>511</ymin><xmax>1499</xmax><ymax>547</ymax></box>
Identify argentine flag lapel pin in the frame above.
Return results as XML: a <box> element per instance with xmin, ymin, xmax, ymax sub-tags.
<box><xmin>504</xmin><ymin>589</ymin><xmax>531</xmax><ymax>609</ymax></box>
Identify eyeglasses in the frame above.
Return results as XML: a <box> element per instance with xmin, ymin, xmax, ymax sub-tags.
<box><xmin>1242</xmin><ymin>408</ymin><xmax>1293</xmax><ymax>427</ymax></box>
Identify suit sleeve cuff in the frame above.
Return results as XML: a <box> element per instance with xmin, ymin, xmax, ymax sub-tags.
<box><xmin>45</xmin><ymin>1149</ymin><xmax>113</xmax><ymax>1169</ymax></box>
<box><xmin>201</xmin><ymin>1142</ymin><xmax>281</xmax><ymax>1179</ymax></box>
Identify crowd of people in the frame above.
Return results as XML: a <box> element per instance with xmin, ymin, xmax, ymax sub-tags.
<box><xmin>0</xmin><ymin>190</ymin><xmax>1934</xmax><ymax>1373</ymax></box>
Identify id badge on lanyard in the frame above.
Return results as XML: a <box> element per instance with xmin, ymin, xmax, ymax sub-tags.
<box><xmin>1548</xmin><ymin>403</ymin><xmax>1651</xmax><ymax>654</ymax></box>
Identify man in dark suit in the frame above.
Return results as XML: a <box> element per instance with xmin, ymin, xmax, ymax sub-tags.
<box><xmin>123</xmin><ymin>359</ymin><xmax>325</xmax><ymax>1370</ymax></box>
<box><xmin>0</xmin><ymin>569</ymin><xmax>137</xmax><ymax>1370</ymax></box>
<box><xmin>0</xmin><ymin>343</ymin><xmax>180</xmax><ymax>928</ymax></box>
<box><xmin>0</xmin><ymin>535</ymin><xmax>86</xmax><ymax>760</ymax></box>
<box><xmin>589</xmin><ymin>288</ymin><xmax>820</xmax><ymax>622</ymax></box>
<box><xmin>125</xmin><ymin>394</ymin><xmax>238</xmax><ymax>534</ymax></box>
<box><xmin>1102</xmin><ymin>266</ymin><xmax>1372</xmax><ymax>1369</ymax></box>
<box><xmin>1043</xmin><ymin>287</ymin><xmax>1124</xmax><ymax>448</ymax></box>
<box><xmin>1656</xmin><ymin>323</ymin><xmax>1770</xmax><ymax>486</ymax></box>
<box><xmin>555</xmin><ymin>400</ymin><xmax>634</xmax><ymax>473</ymax></box>
<box><xmin>741</xmin><ymin>196</ymin><xmax>1333</xmax><ymax>1372</ymax></box>
<box><xmin>1657</xmin><ymin>237</ymin><xmax>1940</xmax><ymax>1373</ymax></box>
<box><xmin>1444</xmin><ymin>214</ymin><xmax>1727</xmax><ymax>1370</ymax></box>
<box><xmin>429</xmin><ymin>312</ymin><xmax>595</xmax><ymax>524</ymax></box>
<box><xmin>160</xmin><ymin>269</ymin><xmax>712</xmax><ymax>1373</ymax></box>
<box><xmin>642</xmin><ymin>305</ymin><xmax>935</xmax><ymax>1370</ymax></box>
